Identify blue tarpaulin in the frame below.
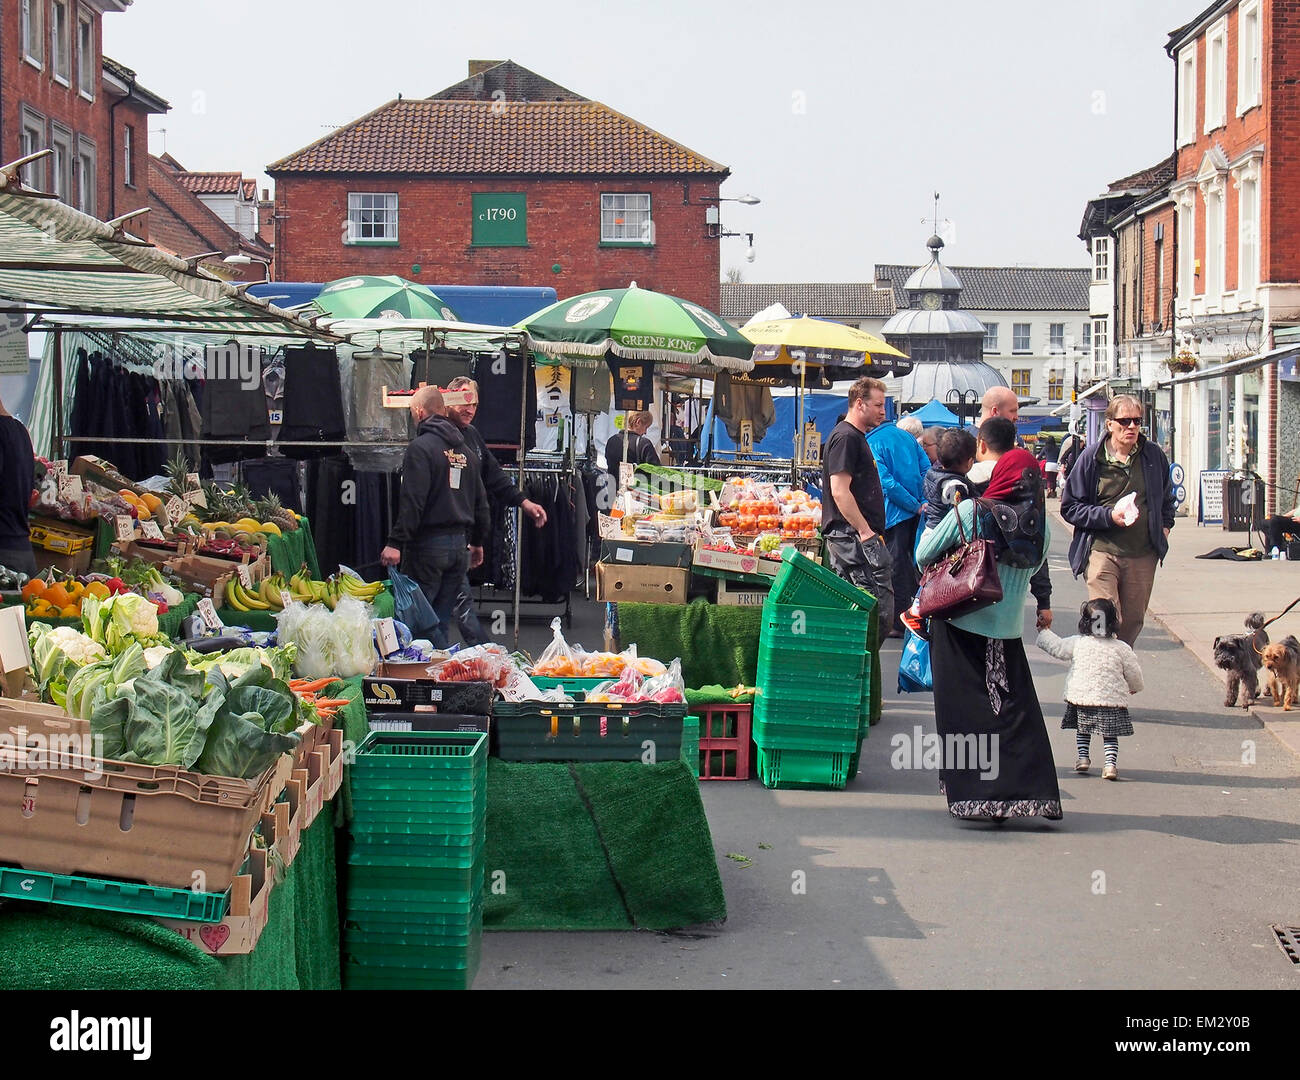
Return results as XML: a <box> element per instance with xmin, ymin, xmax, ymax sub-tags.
<box><xmin>247</xmin><ymin>282</ymin><xmax>557</xmax><ymax>326</ymax></box>
<box><xmin>907</xmin><ymin>398</ymin><xmax>962</xmax><ymax>426</ymax></box>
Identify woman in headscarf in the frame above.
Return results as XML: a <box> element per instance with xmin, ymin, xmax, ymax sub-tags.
<box><xmin>916</xmin><ymin>417</ymin><xmax>1061</xmax><ymax>823</ymax></box>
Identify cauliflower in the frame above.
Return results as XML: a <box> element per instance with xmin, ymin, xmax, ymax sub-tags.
<box><xmin>143</xmin><ymin>644</ymin><xmax>173</xmax><ymax>670</ymax></box>
<box><xmin>103</xmin><ymin>593</ymin><xmax>163</xmax><ymax>653</ymax></box>
<box><xmin>46</xmin><ymin>626</ymin><xmax>107</xmax><ymax>665</ymax></box>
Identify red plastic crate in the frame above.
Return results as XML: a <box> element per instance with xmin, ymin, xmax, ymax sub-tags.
<box><xmin>696</xmin><ymin>703</ymin><xmax>753</xmax><ymax>781</ymax></box>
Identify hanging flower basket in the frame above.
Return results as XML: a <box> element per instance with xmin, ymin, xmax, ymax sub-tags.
<box><xmin>1166</xmin><ymin>353</ymin><xmax>1198</xmax><ymax>374</ymax></box>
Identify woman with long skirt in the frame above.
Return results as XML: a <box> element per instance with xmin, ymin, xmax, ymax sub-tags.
<box><xmin>916</xmin><ymin>446</ymin><xmax>1062</xmax><ymax>822</ymax></box>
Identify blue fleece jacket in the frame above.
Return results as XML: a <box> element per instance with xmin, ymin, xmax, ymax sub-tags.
<box><xmin>865</xmin><ymin>421</ymin><xmax>929</xmax><ymax>530</ymax></box>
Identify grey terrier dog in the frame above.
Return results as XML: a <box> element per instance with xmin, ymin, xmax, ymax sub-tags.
<box><xmin>1213</xmin><ymin>612</ymin><xmax>1269</xmax><ymax>708</ymax></box>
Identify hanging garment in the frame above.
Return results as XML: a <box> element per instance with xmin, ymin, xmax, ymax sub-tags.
<box><xmin>714</xmin><ymin>372</ymin><xmax>776</xmax><ymax>441</ymax></box>
<box><xmin>201</xmin><ymin>358</ymin><xmax>271</xmax><ymax>468</ymax></box>
<box><xmin>410</xmin><ymin>348</ymin><xmax>473</xmax><ymax>390</ymax></box>
<box><xmin>241</xmin><ymin>457</ymin><xmax>303</xmax><ymax>513</ymax></box>
<box><xmin>305</xmin><ymin>455</ymin><xmax>356</xmax><ymax>574</ymax></box>
<box><xmin>278</xmin><ymin>344</ymin><xmax>347</xmax><ymax>460</ymax></box>
<box><xmin>570</xmin><ymin>367</ymin><xmax>612</xmax><ymax>414</ymax></box>
<box><xmin>607</xmin><ymin>358</ymin><xmax>654</xmax><ymax>411</ymax></box>
<box><xmin>348</xmin><ymin>352</ymin><xmax>410</xmax><ymax>473</ymax></box>
<box><xmin>472</xmin><ymin>351</ymin><xmax>536</xmax><ymax>450</ymax></box>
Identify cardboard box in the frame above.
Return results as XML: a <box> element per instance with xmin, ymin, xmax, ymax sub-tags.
<box><xmin>156</xmin><ymin>846</ymin><xmax>273</xmax><ymax>956</ymax></box>
<box><xmin>595</xmin><ymin>562</ymin><xmax>689</xmax><ymax>605</ymax></box>
<box><xmin>692</xmin><ymin>542</ymin><xmax>782</xmax><ymax>578</ymax></box>
<box><xmin>70</xmin><ymin>455</ymin><xmax>135</xmax><ymax>494</ymax></box>
<box><xmin>362</xmin><ymin>677</ymin><xmax>493</xmax><ymax>715</ymax></box>
<box><xmin>600</xmin><ymin>539</ymin><xmax>693</xmax><ymax>569</ymax></box>
<box><xmin>717</xmin><ymin>578</ymin><xmax>771</xmax><ymax>607</ymax></box>
<box><xmin>367</xmin><ymin>712</ymin><xmax>491</xmax><ymax>735</ymax></box>
<box><xmin>33</xmin><ymin>548</ymin><xmax>92</xmax><ymax>575</ymax></box>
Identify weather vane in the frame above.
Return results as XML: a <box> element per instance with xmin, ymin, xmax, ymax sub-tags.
<box><xmin>922</xmin><ymin>191</ymin><xmax>951</xmax><ymax>244</ymax></box>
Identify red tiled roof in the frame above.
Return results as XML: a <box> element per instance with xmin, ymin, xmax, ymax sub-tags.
<box><xmin>242</xmin><ymin>178</ymin><xmax>257</xmax><ymax>200</ymax></box>
<box><xmin>174</xmin><ymin>171</ymin><xmax>243</xmax><ymax>195</ymax></box>
<box><xmin>147</xmin><ymin>156</ymin><xmax>271</xmax><ymax>269</ymax></box>
<box><xmin>267</xmin><ymin>98</ymin><xmax>727</xmax><ymax>176</ymax></box>
<box><xmin>1107</xmin><ymin>154</ymin><xmax>1177</xmax><ymax>194</ymax></box>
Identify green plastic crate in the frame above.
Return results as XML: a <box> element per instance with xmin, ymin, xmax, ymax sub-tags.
<box><xmin>756</xmin><ymin>670</ymin><xmax>869</xmax><ymax>712</ymax></box>
<box><xmin>0</xmin><ymin>865</ymin><xmax>228</xmax><ymax>923</ymax></box>
<box><xmin>760</xmin><ymin>602</ymin><xmax>872</xmax><ymax>647</ymax></box>
<box><xmin>493</xmin><ymin>701</ymin><xmax>685</xmax><ymax>763</ymax></box>
<box><xmin>346</xmin><ymin>889</ymin><xmax>479</xmax><ymax>916</ymax></box>
<box><xmin>756</xmin><ymin>746</ymin><xmax>851</xmax><ymax>790</ymax></box>
<box><xmin>681</xmin><ymin>715</ymin><xmax>700</xmax><ymax>778</ymax></box>
<box><xmin>528</xmin><ymin>676</ymin><xmax>609</xmax><ymax>693</ymax></box>
<box><xmin>768</xmin><ymin>547</ymin><xmax>879</xmax><ymax>612</ymax></box>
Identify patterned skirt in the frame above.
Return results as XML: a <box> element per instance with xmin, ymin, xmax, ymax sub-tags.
<box><xmin>1061</xmin><ymin>703</ymin><xmax>1134</xmax><ymax>737</ymax></box>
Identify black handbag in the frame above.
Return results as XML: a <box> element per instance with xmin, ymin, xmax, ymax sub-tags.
<box><xmin>917</xmin><ymin>500</ymin><xmax>1003</xmax><ymax>620</ymax></box>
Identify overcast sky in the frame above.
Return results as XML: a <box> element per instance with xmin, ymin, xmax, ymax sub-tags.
<box><xmin>105</xmin><ymin>0</ymin><xmax>1193</xmax><ymax>283</ymax></box>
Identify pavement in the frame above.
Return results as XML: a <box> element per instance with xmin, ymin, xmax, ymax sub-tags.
<box><xmin>474</xmin><ymin>525</ymin><xmax>1300</xmax><ymax>989</ymax></box>
<box><xmin>1049</xmin><ymin>503</ymin><xmax>1300</xmax><ymax>764</ymax></box>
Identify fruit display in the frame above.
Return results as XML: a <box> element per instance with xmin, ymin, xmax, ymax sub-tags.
<box><xmin>223</xmin><ymin>569</ymin><xmax>383</xmax><ymax>613</ymax></box>
<box><xmin>16</xmin><ymin>558</ymin><xmax>181</xmax><ymax>620</ymax></box>
<box><xmin>717</xmin><ymin>479</ymin><xmax>820</xmax><ymax>538</ymax></box>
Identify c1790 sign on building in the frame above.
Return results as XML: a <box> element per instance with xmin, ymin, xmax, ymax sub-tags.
<box><xmin>267</xmin><ymin>60</ymin><xmax>730</xmax><ymax>309</ymax></box>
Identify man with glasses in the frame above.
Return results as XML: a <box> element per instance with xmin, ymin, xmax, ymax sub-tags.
<box><xmin>1061</xmin><ymin>395</ymin><xmax>1176</xmax><ymax>646</ymax></box>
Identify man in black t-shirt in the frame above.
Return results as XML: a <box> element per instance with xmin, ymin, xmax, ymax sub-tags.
<box><xmin>822</xmin><ymin>377</ymin><xmax>894</xmax><ymax>631</ymax></box>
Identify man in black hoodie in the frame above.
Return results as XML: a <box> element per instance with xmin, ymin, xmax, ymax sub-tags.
<box><xmin>444</xmin><ymin>376</ymin><xmax>547</xmax><ymax>644</ymax></box>
<box><xmin>380</xmin><ymin>386</ymin><xmax>490</xmax><ymax>649</ymax></box>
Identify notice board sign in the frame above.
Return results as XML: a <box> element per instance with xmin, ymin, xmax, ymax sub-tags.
<box><xmin>1199</xmin><ymin>469</ymin><xmax>1229</xmax><ymax>525</ymax></box>
<box><xmin>471</xmin><ymin>193</ymin><xmax>527</xmax><ymax>247</ymax></box>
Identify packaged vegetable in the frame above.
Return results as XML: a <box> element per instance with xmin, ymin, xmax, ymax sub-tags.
<box><xmin>641</xmin><ymin>657</ymin><xmax>686</xmax><ymax>704</ymax></box>
<box><xmin>532</xmin><ymin>617</ymin><xmax>579</xmax><ymax>677</ymax></box>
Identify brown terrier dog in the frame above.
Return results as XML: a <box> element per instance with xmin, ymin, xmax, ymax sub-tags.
<box><xmin>1260</xmin><ymin>636</ymin><xmax>1300</xmax><ymax>711</ymax></box>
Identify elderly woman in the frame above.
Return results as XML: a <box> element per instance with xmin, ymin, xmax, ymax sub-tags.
<box><xmin>916</xmin><ymin>420</ymin><xmax>1061</xmax><ymax>823</ymax></box>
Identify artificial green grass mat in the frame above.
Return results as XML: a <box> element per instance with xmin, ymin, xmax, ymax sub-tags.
<box><xmin>0</xmin><ymin>815</ymin><xmax>339</xmax><ymax>990</ymax></box>
<box><xmin>483</xmin><ymin>758</ymin><xmax>726</xmax><ymax>931</ymax></box>
<box><xmin>617</xmin><ymin>600</ymin><xmax>761</xmax><ymax>689</ymax></box>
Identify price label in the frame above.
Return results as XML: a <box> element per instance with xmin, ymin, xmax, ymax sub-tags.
<box><xmin>374</xmin><ymin>617</ymin><xmax>399</xmax><ymax>657</ymax></box>
<box><xmin>184</xmin><ymin>488</ymin><xmax>207</xmax><ymax>510</ymax></box>
<box><xmin>236</xmin><ymin>563</ymin><xmax>253</xmax><ymax>589</ymax></box>
<box><xmin>48</xmin><ymin>460</ymin><xmax>68</xmax><ymax>479</ymax></box>
<box><xmin>140</xmin><ymin>519</ymin><xmax>164</xmax><ymax>541</ymax></box>
<box><xmin>57</xmin><ymin>473</ymin><xmax>83</xmax><ymax>501</ymax></box>
<box><xmin>269</xmin><ymin>409</ymin><xmax>283</xmax><ymax>425</ymax></box>
<box><xmin>280</xmin><ymin>590</ymin><xmax>293</xmax><ymax>610</ymax></box>
<box><xmin>619</xmin><ymin>462</ymin><xmax>635</xmax><ymax>491</ymax></box>
<box><xmin>185</xmin><ymin>472</ymin><xmax>201</xmax><ymax>491</ymax></box>
<box><xmin>165</xmin><ymin>495</ymin><xmax>187</xmax><ymax>525</ymax></box>
<box><xmin>114</xmin><ymin>515</ymin><xmax>136</xmax><ymax>543</ymax></box>
<box><xmin>197</xmin><ymin>597</ymin><xmax>223</xmax><ymax>631</ymax></box>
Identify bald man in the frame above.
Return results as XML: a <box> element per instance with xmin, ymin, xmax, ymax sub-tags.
<box><xmin>381</xmin><ymin>385</ymin><xmax>490</xmax><ymax>649</ymax></box>
<box><xmin>968</xmin><ymin>384</ymin><xmax>1054</xmax><ymax>629</ymax></box>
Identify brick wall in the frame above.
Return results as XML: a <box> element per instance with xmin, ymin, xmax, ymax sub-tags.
<box><xmin>272</xmin><ymin>174</ymin><xmax>724</xmax><ymax>310</ymax></box>
<box><xmin>1140</xmin><ymin>204</ymin><xmax>1176</xmax><ymax>334</ymax></box>
<box><xmin>1266</xmin><ymin>0</ymin><xmax>1300</xmax><ymax>285</ymax></box>
<box><xmin>1</xmin><ymin>1</ymin><xmax>152</xmax><ymax>235</ymax></box>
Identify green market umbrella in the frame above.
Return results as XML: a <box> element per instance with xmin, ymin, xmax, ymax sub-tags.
<box><xmin>312</xmin><ymin>275</ymin><xmax>461</xmax><ymax>321</ymax></box>
<box><xmin>517</xmin><ymin>284</ymin><xmax>754</xmax><ymax>372</ymax></box>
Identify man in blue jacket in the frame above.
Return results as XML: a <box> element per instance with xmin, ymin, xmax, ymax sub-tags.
<box><xmin>1060</xmin><ymin>395</ymin><xmax>1175</xmax><ymax>646</ymax></box>
<box><xmin>866</xmin><ymin>416</ymin><xmax>930</xmax><ymax>636</ymax></box>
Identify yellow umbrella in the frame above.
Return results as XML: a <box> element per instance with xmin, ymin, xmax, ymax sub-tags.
<box><xmin>740</xmin><ymin>315</ymin><xmax>908</xmax><ymax>367</ymax></box>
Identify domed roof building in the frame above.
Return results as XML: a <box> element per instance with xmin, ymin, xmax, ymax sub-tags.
<box><xmin>881</xmin><ymin>235</ymin><xmax>1007</xmax><ymax>415</ymax></box>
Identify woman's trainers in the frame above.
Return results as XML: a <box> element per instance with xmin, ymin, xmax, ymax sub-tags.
<box><xmin>1102</xmin><ymin>763</ymin><xmax>1118</xmax><ymax>781</ymax></box>
<box><xmin>1074</xmin><ymin>757</ymin><xmax>1091</xmax><ymax>773</ymax></box>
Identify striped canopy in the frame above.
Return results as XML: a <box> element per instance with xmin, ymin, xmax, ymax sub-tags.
<box><xmin>0</xmin><ymin>184</ymin><xmax>334</xmax><ymax>337</ymax></box>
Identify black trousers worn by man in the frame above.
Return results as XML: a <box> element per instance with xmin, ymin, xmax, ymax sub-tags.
<box><xmin>883</xmin><ymin>514</ymin><xmax>920</xmax><ymax>633</ymax></box>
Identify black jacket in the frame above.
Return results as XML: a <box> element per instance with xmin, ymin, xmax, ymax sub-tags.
<box><xmin>1060</xmin><ymin>433</ymin><xmax>1175</xmax><ymax>577</ymax></box>
<box><xmin>605</xmin><ymin>432</ymin><xmax>660</xmax><ymax>475</ymax></box>
<box><xmin>459</xmin><ymin>422</ymin><xmax>525</xmax><ymax>508</ymax></box>
<box><xmin>389</xmin><ymin>416</ymin><xmax>490</xmax><ymax>548</ymax></box>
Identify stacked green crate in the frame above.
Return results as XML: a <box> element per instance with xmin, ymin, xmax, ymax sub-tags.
<box><xmin>681</xmin><ymin>715</ymin><xmax>700</xmax><ymax>778</ymax></box>
<box><xmin>754</xmin><ymin>549</ymin><xmax>879</xmax><ymax>789</ymax></box>
<box><xmin>344</xmin><ymin>731</ymin><xmax>487</xmax><ymax>990</ymax></box>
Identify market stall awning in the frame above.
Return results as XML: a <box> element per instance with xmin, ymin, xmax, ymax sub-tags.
<box><xmin>1157</xmin><ymin>343</ymin><xmax>1300</xmax><ymax>386</ymax></box>
<box><xmin>0</xmin><ymin>176</ymin><xmax>340</xmax><ymax>339</ymax></box>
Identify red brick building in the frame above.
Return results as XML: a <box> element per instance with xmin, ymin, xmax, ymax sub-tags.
<box><xmin>267</xmin><ymin>61</ymin><xmax>730</xmax><ymax>309</ymax></box>
<box><xmin>147</xmin><ymin>154</ymin><xmax>273</xmax><ymax>278</ymax></box>
<box><xmin>1163</xmin><ymin>0</ymin><xmax>1300</xmax><ymax>514</ymax></box>
<box><xmin>2</xmin><ymin>1</ymin><xmax>167</xmax><ymax>236</ymax></box>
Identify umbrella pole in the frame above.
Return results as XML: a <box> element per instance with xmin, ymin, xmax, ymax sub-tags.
<box><xmin>795</xmin><ymin>361</ymin><xmax>806</xmax><ymax>484</ymax></box>
<box><xmin>514</xmin><ymin>344</ymin><xmax>526</xmax><ymax>647</ymax></box>
<box><xmin>53</xmin><ymin>329</ymin><xmax>64</xmax><ymax>460</ymax></box>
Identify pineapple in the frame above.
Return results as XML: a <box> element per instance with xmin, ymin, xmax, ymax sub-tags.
<box><xmin>253</xmin><ymin>491</ymin><xmax>299</xmax><ymax>532</ymax></box>
<box><xmin>164</xmin><ymin>452</ymin><xmax>192</xmax><ymax>498</ymax></box>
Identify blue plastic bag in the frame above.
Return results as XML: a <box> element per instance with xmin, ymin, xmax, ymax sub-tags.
<box><xmin>897</xmin><ymin>629</ymin><xmax>933</xmax><ymax>693</ymax></box>
<box><xmin>387</xmin><ymin>568</ymin><xmax>438</xmax><ymax>636</ymax></box>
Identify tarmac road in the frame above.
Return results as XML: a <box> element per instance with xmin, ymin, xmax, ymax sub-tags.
<box><xmin>477</xmin><ymin>527</ymin><xmax>1300</xmax><ymax>990</ymax></box>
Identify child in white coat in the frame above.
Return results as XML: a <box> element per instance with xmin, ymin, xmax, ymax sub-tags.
<box><xmin>1037</xmin><ymin>598</ymin><xmax>1143</xmax><ymax>780</ymax></box>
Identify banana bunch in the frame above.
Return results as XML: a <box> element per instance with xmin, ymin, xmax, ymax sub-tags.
<box><xmin>224</xmin><ymin>569</ymin><xmax>385</xmax><ymax>612</ymax></box>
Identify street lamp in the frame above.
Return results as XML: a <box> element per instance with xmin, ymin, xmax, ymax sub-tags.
<box><xmin>223</xmin><ymin>253</ymin><xmax>271</xmax><ymax>282</ymax></box>
<box><xmin>946</xmin><ymin>388</ymin><xmax>979</xmax><ymax>426</ymax></box>
<box><xmin>699</xmin><ymin>194</ymin><xmax>762</xmax><ymax>205</ymax></box>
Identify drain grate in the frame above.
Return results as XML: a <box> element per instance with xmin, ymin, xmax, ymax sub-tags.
<box><xmin>1271</xmin><ymin>925</ymin><xmax>1300</xmax><ymax>964</ymax></box>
